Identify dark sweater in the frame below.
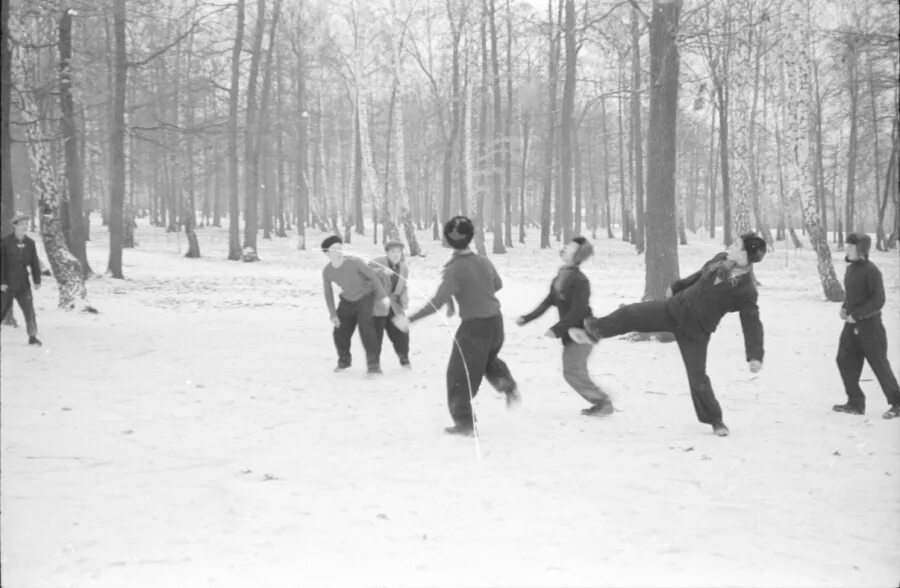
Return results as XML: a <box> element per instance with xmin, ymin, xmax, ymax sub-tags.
<box><xmin>0</xmin><ymin>233</ymin><xmax>41</xmax><ymax>291</ymax></box>
<box><xmin>841</xmin><ymin>259</ymin><xmax>884</xmax><ymax>321</ymax></box>
<box><xmin>323</xmin><ymin>257</ymin><xmax>388</xmax><ymax>318</ymax></box>
<box><xmin>520</xmin><ymin>265</ymin><xmax>592</xmax><ymax>345</ymax></box>
<box><xmin>409</xmin><ymin>250</ymin><xmax>502</xmax><ymax>322</ymax></box>
<box><xmin>668</xmin><ymin>252</ymin><xmax>764</xmax><ymax>362</ymax></box>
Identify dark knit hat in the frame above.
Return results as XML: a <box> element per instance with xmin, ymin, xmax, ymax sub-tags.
<box><xmin>571</xmin><ymin>236</ymin><xmax>594</xmax><ymax>265</ymax></box>
<box><xmin>846</xmin><ymin>232</ymin><xmax>871</xmax><ymax>259</ymax></box>
<box><xmin>321</xmin><ymin>235</ymin><xmax>343</xmax><ymax>252</ymax></box>
<box><xmin>443</xmin><ymin>216</ymin><xmax>474</xmax><ymax>250</ymax></box>
<box><xmin>384</xmin><ymin>240</ymin><xmax>405</xmax><ymax>252</ymax></box>
<box><xmin>740</xmin><ymin>232</ymin><xmax>767</xmax><ymax>263</ymax></box>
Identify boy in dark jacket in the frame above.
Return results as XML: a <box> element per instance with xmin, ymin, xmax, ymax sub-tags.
<box><xmin>833</xmin><ymin>232</ymin><xmax>900</xmax><ymax>419</ymax></box>
<box><xmin>518</xmin><ymin>237</ymin><xmax>613</xmax><ymax>416</ymax></box>
<box><xmin>370</xmin><ymin>240</ymin><xmax>411</xmax><ymax>368</ymax></box>
<box><xmin>1</xmin><ymin>213</ymin><xmax>42</xmax><ymax>345</ymax></box>
<box><xmin>396</xmin><ymin>216</ymin><xmax>519</xmax><ymax>436</ymax></box>
<box><xmin>321</xmin><ymin>235</ymin><xmax>389</xmax><ymax>375</ymax></box>
<box><xmin>572</xmin><ymin>232</ymin><xmax>767</xmax><ymax>437</ymax></box>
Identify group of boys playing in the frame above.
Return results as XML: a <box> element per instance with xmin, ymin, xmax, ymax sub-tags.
<box><xmin>321</xmin><ymin>215</ymin><xmax>900</xmax><ymax>437</ymax></box>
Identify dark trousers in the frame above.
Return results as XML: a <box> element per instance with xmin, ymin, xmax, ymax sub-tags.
<box><xmin>562</xmin><ymin>343</ymin><xmax>609</xmax><ymax>405</ymax></box>
<box><xmin>836</xmin><ymin>319</ymin><xmax>900</xmax><ymax>409</ymax></box>
<box><xmin>0</xmin><ymin>287</ymin><xmax>38</xmax><ymax>338</ymax></box>
<box><xmin>333</xmin><ymin>294</ymin><xmax>379</xmax><ymax>369</ymax></box>
<box><xmin>374</xmin><ymin>309</ymin><xmax>410</xmax><ymax>363</ymax></box>
<box><xmin>447</xmin><ymin>315</ymin><xmax>516</xmax><ymax>428</ymax></box>
<box><xmin>588</xmin><ymin>300</ymin><xmax>722</xmax><ymax>425</ymax></box>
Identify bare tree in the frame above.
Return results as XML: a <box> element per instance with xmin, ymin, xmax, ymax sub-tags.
<box><xmin>643</xmin><ymin>0</ymin><xmax>682</xmax><ymax>302</ymax></box>
<box><xmin>782</xmin><ymin>0</ymin><xmax>843</xmax><ymax>301</ymax></box>
<box><xmin>227</xmin><ymin>0</ymin><xmax>245</xmax><ymax>260</ymax></box>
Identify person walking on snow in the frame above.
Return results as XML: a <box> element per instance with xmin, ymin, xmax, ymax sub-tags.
<box><xmin>321</xmin><ymin>235</ymin><xmax>390</xmax><ymax>375</ymax></box>
<box><xmin>832</xmin><ymin>232</ymin><xmax>900</xmax><ymax>419</ymax></box>
<box><xmin>370</xmin><ymin>240</ymin><xmax>411</xmax><ymax>368</ymax></box>
<box><xmin>0</xmin><ymin>213</ymin><xmax>43</xmax><ymax>346</ymax></box>
<box><xmin>571</xmin><ymin>232</ymin><xmax>767</xmax><ymax>437</ymax></box>
<box><xmin>395</xmin><ymin>216</ymin><xmax>520</xmax><ymax>436</ymax></box>
<box><xmin>517</xmin><ymin>236</ymin><xmax>614</xmax><ymax>416</ymax></box>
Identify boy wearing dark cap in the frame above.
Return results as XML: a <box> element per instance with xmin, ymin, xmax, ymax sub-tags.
<box><xmin>321</xmin><ymin>235</ymin><xmax>390</xmax><ymax>374</ymax></box>
<box><xmin>833</xmin><ymin>232</ymin><xmax>900</xmax><ymax>419</ymax></box>
<box><xmin>396</xmin><ymin>215</ymin><xmax>519</xmax><ymax>436</ymax></box>
<box><xmin>572</xmin><ymin>232</ymin><xmax>768</xmax><ymax>437</ymax></box>
<box><xmin>1</xmin><ymin>213</ymin><xmax>42</xmax><ymax>346</ymax></box>
<box><xmin>518</xmin><ymin>237</ymin><xmax>613</xmax><ymax>416</ymax></box>
<box><xmin>370</xmin><ymin>240</ymin><xmax>411</xmax><ymax>368</ymax></box>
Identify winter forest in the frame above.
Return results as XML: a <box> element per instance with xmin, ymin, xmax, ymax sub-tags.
<box><xmin>1</xmin><ymin>0</ymin><xmax>899</xmax><ymax>586</ymax></box>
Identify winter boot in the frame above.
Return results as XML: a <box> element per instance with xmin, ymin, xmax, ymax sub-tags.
<box><xmin>712</xmin><ymin>422</ymin><xmax>730</xmax><ymax>437</ymax></box>
<box><xmin>832</xmin><ymin>402</ymin><xmax>865</xmax><ymax>415</ymax></box>
<box><xmin>581</xmin><ymin>399</ymin><xmax>614</xmax><ymax>416</ymax></box>
<box><xmin>443</xmin><ymin>424</ymin><xmax>475</xmax><ymax>437</ymax></box>
<box><xmin>882</xmin><ymin>405</ymin><xmax>900</xmax><ymax>419</ymax></box>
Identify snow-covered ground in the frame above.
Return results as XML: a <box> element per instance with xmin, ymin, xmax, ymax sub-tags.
<box><xmin>2</xmin><ymin>219</ymin><xmax>898</xmax><ymax>588</ymax></box>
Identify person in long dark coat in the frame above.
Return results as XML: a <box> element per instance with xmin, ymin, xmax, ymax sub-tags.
<box><xmin>571</xmin><ymin>233</ymin><xmax>768</xmax><ymax>437</ymax></box>
<box><xmin>1</xmin><ymin>213</ymin><xmax>43</xmax><ymax>346</ymax></box>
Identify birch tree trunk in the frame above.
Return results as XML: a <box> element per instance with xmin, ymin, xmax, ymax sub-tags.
<box><xmin>14</xmin><ymin>24</ymin><xmax>93</xmax><ymax>311</ymax></box>
<box><xmin>729</xmin><ymin>2</ymin><xmax>753</xmax><ymax>238</ymax></box>
<box><xmin>783</xmin><ymin>0</ymin><xmax>844</xmax><ymax>301</ymax></box>
<box><xmin>389</xmin><ymin>0</ymin><xmax>421</xmax><ymax>256</ymax></box>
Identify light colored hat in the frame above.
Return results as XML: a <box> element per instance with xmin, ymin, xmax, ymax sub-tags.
<box><xmin>11</xmin><ymin>212</ymin><xmax>30</xmax><ymax>224</ymax></box>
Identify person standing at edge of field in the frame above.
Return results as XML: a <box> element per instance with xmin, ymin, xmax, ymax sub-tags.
<box><xmin>370</xmin><ymin>240</ymin><xmax>411</xmax><ymax>369</ymax></box>
<box><xmin>517</xmin><ymin>236</ymin><xmax>614</xmax><ymax>417</ymax></box>
<box><xmin>395</xmin><ymin>216</ymin><xmax>520</xmax><ymax>436</ymax></box>
<box><xmin>832</xmin><ymin>232</ymin><xmax>900</xmax><ymax>419</ymax></box>
<box><xmin>321</xmin><ymin>235</ymin><xmax>389</xmax><ymax>375</ymax></box>
<box><xmin>571</xmin><ymin>232</ymin><xmax>768</xmax><ymax>437</ymax></box>
<box><xmin>0</xmin><ymin>213</ymin><xmax>42</xmax><ymax>346</ymax></box>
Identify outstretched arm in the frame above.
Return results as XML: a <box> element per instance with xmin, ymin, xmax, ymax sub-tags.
<box><xmin>409</xmin><ymin>269</ymin><xmax>456</xmax><ymax>322</ymax></box>
<box><xmin>519</xmin><ymin>289</ymin><xmax>553</xmax><ymax>325</ymax></box>
<box><xmin>738</xmin><ymin>293</ymin><xmax>764</xmax><ymax>363</ymax></box>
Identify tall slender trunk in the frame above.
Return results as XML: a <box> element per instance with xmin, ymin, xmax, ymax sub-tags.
<box><xmin>242</xmin><ymin>0</ymin><xmax>266</xmax><ymax>259</ymax></box>
<box><xmin>783</xmin><ymin>0</ymin><xmax>843</xmax><ymax>301</ymax></box>
<box><xmin>0</xmin><ymin>0</ymin><xmax>12</xmax><ymax>235</ymax></box>
<box><xmin>631</xmin><ymin>7</ymin><xmax>645</xmax><ymax>253</ymax></box>
<box><xmin>58</xmin><ymin>10</ymin><xmax>91</xmax><ymax>276</ymax></box>
<box><xmin>488</xmin><ymin>0</ymin><xmax>507</xmax><ymax>253</ymax></box>
<box><xmin>503</xmin><ymin>0</ymin><xmax>514</xmax><ymax>247</ymax></box>
<box><xmin>643</xmin><ymin>0</ymin><xmax>682</xmax><ymax>302</ymax></box>
<box><xmin>540</xmin><ymin>0</ymin><xmax>559</xmax><ymax>248</ymax></box>
<box><xmin>844</xmin><ymin>39</ymin><xmax>859</xmax><ymax>235</ymax></box>
<box><xmin>518</xmin><ymin>113</ymin><xmax>530</xmax><ymax>243</ymax></box>
<box><xmin>602</xmin><ymin>97</ymin><xmax>614</xmax><ymax>238</ymax></box>
<box><xmin>227</xmin><ymin>0</ymin><xmax>245</xmax><ymax>260</ymax></box>
<box><xmin>107</xmin><ymin>0</ymin><xmax>127</xmax><ymax>278</ymax></box>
